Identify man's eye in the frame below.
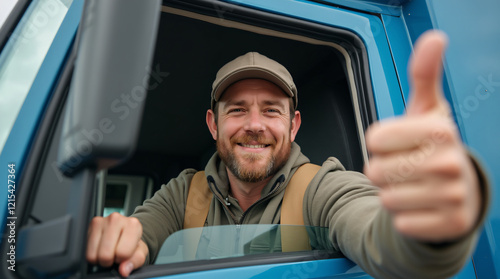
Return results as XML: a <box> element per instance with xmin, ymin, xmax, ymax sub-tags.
<box><xmin>229</xmin><ymin>108</ymin><xmax>243</xmax><ymax>113</ymax></box>
<box><xmin>266</xmin><ymin>109</ymin><xmax>280</xmax><ymax>113</ymax></box>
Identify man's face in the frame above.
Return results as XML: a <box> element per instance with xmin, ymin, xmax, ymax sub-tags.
<box><xmin>207</xmin><ymin>79</ymin><xmax>301</xmax><ymax>183</ymax></box>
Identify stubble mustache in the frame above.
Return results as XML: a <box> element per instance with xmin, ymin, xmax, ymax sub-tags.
<box><xmin>231</xmin><ymin>133</ymin><xmax>275</xmax><ymax>147</ymax></box>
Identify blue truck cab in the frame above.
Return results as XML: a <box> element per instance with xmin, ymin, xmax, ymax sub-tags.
<box><xmin>0</xmin><ymin>0</ymin><xmax>499</xmax><ymax>278</ymax></box>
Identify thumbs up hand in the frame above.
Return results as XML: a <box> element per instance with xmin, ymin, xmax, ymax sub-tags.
<box><xmin>364</xmin><ymin>31</ymin><xmax>481</xmax><ymax>242</ymax></box>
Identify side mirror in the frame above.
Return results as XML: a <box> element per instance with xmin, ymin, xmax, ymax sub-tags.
<box><xmin>16</xmin><ymin>1</ymin><xmax>161</xmax><ymax>277</ymax></box>
<box><xmin>58</xmin><ymin>0</ymin><xmax>161</xmax><ymax>176</ymax></box>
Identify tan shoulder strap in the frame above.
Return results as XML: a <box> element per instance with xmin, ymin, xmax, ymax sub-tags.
<box><xmin>183</xmin><ymin>171</ymin><xmax>212</xmax><ymax>261</ymax></box>
<box><xmin>183</xmin><ymin>164</ymin><xmax>321</xmax><ymax>253</ymax></box>
<box><xmin>281</xmin><ymin>163</ymin><xmax>321</xmax><ymax>252</ymax></box>
<box><xmin>184</xmin><ymin>171</ymin><xmax>212</xmax><ymax>229</ymax></box>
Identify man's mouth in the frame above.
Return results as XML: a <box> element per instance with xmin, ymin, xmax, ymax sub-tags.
<box><xmin>238</xmin><ymin>143</ymin><xmax>270</xmax><ymax>149</ymax></box>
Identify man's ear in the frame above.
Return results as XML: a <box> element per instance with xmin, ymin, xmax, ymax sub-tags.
<box><xmin>206</xmin><ymin>109</ymin><xmax>218</xmax><ymax>140</ymax></box>
<box><xmin>290</xmin><ymin>110</ymin><xmax>301</xmax><ymax>142</ymax></box>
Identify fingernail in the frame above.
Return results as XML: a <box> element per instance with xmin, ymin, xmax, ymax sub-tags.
<box><xmin>124</xmin><ymin>262</ymin><xmax>134</xmax><ymax>276</ymax></box>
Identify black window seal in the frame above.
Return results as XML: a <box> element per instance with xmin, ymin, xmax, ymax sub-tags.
<box><xmin>0</xmin><ymin>0</ymin><xmax>31</xmax><ymax>54</ymax></box>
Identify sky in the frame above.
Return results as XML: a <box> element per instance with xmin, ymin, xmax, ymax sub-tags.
<box><xmin>0</xmin><ymin>0</ymin><xmax>19</xmax><ymax>28</ymax></box>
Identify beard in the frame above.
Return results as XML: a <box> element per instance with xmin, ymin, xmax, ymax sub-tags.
<box><xmin>217</xmin><ymin>133</ymin><xmax>291</xmax><ymax>183</ymax></box>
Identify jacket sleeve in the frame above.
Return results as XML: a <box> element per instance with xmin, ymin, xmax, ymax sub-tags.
<box><xmin>303</xmin><ymin>157</ymin><xmax>487</xmax><ymax>279</ymax></box>
<box><xmin>131</xmin><ymin>169</ymin><xmax>196</xmax><ymax>264</ymax></box>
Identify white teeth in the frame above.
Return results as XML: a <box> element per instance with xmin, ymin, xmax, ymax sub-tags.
<box><xmin>241</xmin><ymin>144</ymin><xmax>266</xmax><ymax>148</ymax></box>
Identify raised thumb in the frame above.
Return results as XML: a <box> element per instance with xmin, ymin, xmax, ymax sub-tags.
<box><xmin>407</xmin><ymin>30</ymin><xmax>449</xmax><ymax>116</ymax></box>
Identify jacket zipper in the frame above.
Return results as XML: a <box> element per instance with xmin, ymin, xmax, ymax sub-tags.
<box><xmin>238</xmin><ymin>174</ymin><xmax>285</xmax><ymax>224</ymax></box>
<box><xmin>207</xmin><ymin>177</ymin><xmax>239</xmax><ymax>223</ymax></box>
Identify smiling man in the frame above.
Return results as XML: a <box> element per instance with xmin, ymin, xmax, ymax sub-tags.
<box><xmin>207</xmin><ymin>77</ymin><xmax>301</xmax><ymax>210</ymax></box>
<box><xmin>86</xmin><ymin>31</ymin><xmax>488</xmax><ymax>278</ymax></box>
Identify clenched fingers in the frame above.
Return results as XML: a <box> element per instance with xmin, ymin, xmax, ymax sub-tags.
<box><xmin>391</xmin><ymin>207</ymin><xmax>475</xmax><ymax>242</ymax></box>
<box><xmin>96</xmin><ymin>213</ymin><xmax>130</xmax><ymax>267</ymax></box>
<box><xmin>365</xmin><ymin>115</ymin><xmax>458</xmax><ymax>155</ymax></box>
<box><xmin>86</xmin><ymin>213</ymin><xmax>144</xmax><ymax>268</ymax></box>
<box><xmin>379</xmin><ymin>179</ymin><xmax>466</xmax><ymax>212</ymax></box>
<box><xmin>86</xmin><ymin>216</ymin><xmax>105</xmax><ymax>264</ymax></box>
<box><xmin>114</xmin><ymin>217</ymin><xmax>143</xmax><ymax>263</ymax></box>
<box><xmin>365</xmin><ymin>146</ymin><xmax>465</xmax><ymax>188</ymax></box>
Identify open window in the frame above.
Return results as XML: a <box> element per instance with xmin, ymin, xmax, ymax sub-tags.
<box><xmin>111</xmin><ymin>1</ymin><xmax>375</xmax><ymax>193</ymax></box>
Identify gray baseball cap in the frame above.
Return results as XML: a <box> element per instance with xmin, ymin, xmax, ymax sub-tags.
<box><xmin>211</xmin><ymin>52</ymin><xmax>298</xmax><ymax>110</ymax></box>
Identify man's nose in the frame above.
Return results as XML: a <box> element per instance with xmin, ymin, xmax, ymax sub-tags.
<box><xmin>244</xmin><ymin>110</ymin><xmax>265</xmax><ymax>133</ymax></box>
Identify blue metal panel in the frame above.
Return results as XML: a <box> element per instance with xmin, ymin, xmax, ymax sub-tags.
<box><xmin>150</xmin><ymin>258</ymin><xmax>374</xmax><ymax>279</ymax></box>
<box><xmin>401</xmin><ymin>0</ymin><xmax>433</xmax><ymax>45</ymax></box>
<box><xmin>0</xmin><ymin>0</ymin><xmax>83</xmax><ymax>234</ymax></box>
<box><xmin>424</xmin><ymin>1</ymin><xmax>500</xmax><ymax>278</ymax></box>
<box><xmin>398</xmin><ymin>0</ymin><xmax>463</xmax><ymax>145</ymax></box>
<box><xmin>380</xmin><ymin>14</ymin><xmax>412</xmax><ymax>103</ymax></box>
<box><xmin>453</xmin><ymin>258</ymin><xmax>478</xmax><ymax>279</ymax></box>
<box><xmin>400</xmin><ymin>0</ymin><xmax>456</xmax><ymax>115</ymax></box>
<box><xmin>226</xmin><ymin>0</ymin><xmax>405</xmax><ymax>119</ymax></box>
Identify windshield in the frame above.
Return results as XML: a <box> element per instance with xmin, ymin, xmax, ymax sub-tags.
<box><xmin>0</xmin><ymin>0</ymin><xmax>72</xmax><ymax>153</ymax></box>
<box><xmin>155</xmin><ymin>225</ymin><xmax>339</xmax><ymax>265</ymax></box>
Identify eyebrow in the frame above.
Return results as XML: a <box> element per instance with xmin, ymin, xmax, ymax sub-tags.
<box><xmin>222</xmin><ymin>99</ymin><xmax>287</xmax><ymax>110</ymax></box>
<box><xmin>262</xmin><ymin>100</ymin><xmax>286</xmax><ymax>109</ymax></box>
<box><xmin>223</xmin><ymin>100</ymin><xmax>247</xmax><ymax>108</ymax></box>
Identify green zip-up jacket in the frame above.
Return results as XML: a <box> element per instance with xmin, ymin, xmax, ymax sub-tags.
<box><xmin>132</xmin><ymin>142</ymin><xmax>487</xmax><ymax>278</ymax></box>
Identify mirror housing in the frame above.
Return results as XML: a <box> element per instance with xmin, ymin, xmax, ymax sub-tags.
<box><xmin>58</xmin><ymin>0</ymin><xmax>161</xmax><ymax>176</ymax></box>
